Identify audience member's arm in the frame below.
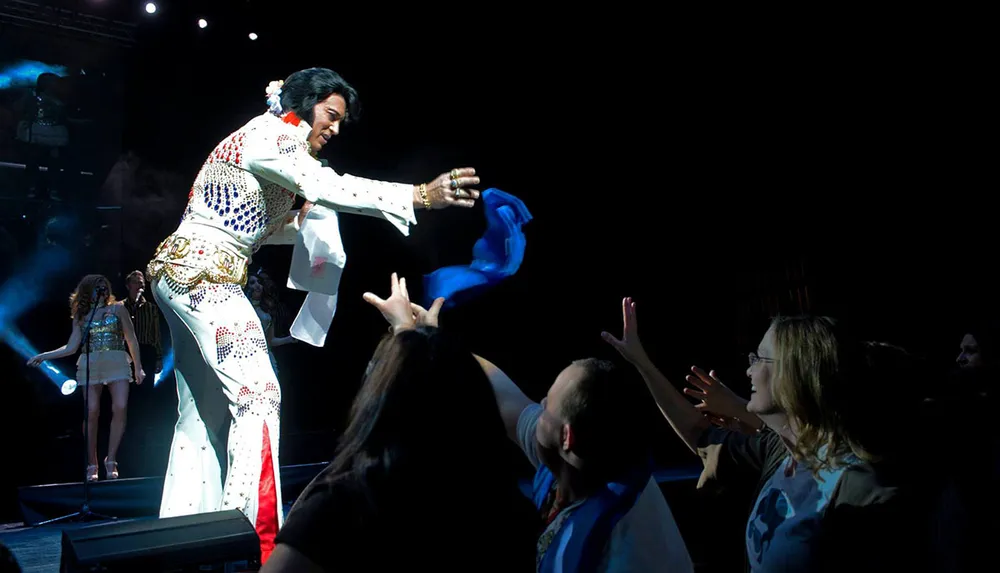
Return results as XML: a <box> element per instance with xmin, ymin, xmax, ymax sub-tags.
<box><xmin>474</xmin><ymin>355</ymin><xmax>536</xmax><ymax>443</ymax></box>
<box><xmin>602</xmin><ymin>297</ymin><xmax>710</xmax><ymax>454</ymax></box>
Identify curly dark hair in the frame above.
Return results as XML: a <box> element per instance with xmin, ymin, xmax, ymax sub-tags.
<box><xmin>69</xmin><ymin>274</ymin><xmax>115</xmax><ymax>322</ymax></box>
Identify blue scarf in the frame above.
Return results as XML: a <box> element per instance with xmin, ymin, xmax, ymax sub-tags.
<box><xmin>423</xmin><ymin>188</ymin><xmax>532</xmax><ymax>308</ymax></box>
<box><xmin>532</xmin><ymin>463</ymin><xmax>651</xmax><ymax>573</ymax></box>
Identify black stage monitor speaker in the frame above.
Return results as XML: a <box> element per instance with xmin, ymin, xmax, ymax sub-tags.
<box><xmin>60</xmin><ymin>510</ymin><xmax>260</xmax><ymax>572</ymax></box>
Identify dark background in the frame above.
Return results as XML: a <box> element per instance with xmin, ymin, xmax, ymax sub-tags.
<box><xmin>0</xmin><ymin>0</ymin><xmax>989</xmax><ymax>550</ymax></box>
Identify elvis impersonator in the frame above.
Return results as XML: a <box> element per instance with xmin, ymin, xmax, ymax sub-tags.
<box><xmin>145</xmin><ymin>67</ymin><xmax>480</xmax><ymax>561</ymax></box>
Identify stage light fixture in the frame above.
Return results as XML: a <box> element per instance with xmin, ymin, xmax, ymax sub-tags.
<box><xmin>248</xmin><ymin>32</ymin><xmax>258</xmax><ymax>40</ymax></box>
<box><xmin>198</xmin><ymin>19</ymin><xmax>208</xmax><ymax>29</ymax></box>
<box><xmin>145</xmin><ymin>3</ymin><xmax>157</xmax><ymax>14</ymax></box>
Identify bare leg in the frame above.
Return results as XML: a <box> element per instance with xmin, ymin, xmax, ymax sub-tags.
<box><xmin>84</xmin><ymin>384</ymin><xmax>103</xmax><ymax>466</ymax></box>
<box><xmin>107</xmin><ymin>380</ymin><xmax>129</xmax><ymax>462</ymax></box>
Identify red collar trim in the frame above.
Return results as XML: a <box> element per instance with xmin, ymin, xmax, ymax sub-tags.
<box><xmin>282</xmin><ymin>111</ymin><xmax>302</xmax><ymax>126</ymax></box>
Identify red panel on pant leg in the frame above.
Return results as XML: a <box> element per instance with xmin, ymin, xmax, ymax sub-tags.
<box><xmin>256</xmin><ymin>423</ymin><xmax>278</xmax><ymax>564</ymax></box>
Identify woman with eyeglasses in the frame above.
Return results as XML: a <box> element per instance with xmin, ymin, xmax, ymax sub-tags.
<box><xmin>602</xmin><ymin>298</ymin><xmax>930</xmax><ymax>573</ymax></box>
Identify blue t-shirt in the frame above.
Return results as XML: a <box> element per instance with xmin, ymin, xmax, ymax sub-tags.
<box><xmin>698</xmin><ymin>427</ymin><xmax>924</xmax><ymax>572</ymax></box>
<box><xmin>745</xmin><ymin>454</ymin><xmax>849</xmax><ymax>572</ymax></box>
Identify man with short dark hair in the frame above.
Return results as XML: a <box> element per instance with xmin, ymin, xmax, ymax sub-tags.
<box><xmin>477</xmin><ymin>355</ymin><xmax>693</xmax><ymax>572</ymax></box>
<box><xmin>121</xmin><ymin>269</ymin><xmax>167</xmax><ymax>476</ymax></box>
<box><xmin>122</xmin><ymin>270</ymin><xmax>162</xmax><ymax>377</ymax></box>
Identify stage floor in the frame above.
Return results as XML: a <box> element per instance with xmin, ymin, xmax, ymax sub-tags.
<box><xmin>1</xmin><ymin>519</ymin><xmax>89</xmax><ymax>573</ymax></box>
<box><xmin>1</xmin><ymin>466</ymin><xmax>704</xmax><ymax>572</ymax></box>
<box><xmin>0</xmin><ymin>505</ymin><xmax>294</xmax><ymax>573</ymax></box>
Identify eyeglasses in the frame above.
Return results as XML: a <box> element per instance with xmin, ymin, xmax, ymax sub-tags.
<box><xmin>748</xmin><ymin>352</ymin><xmax>775</xmax><ymax>367</ymax></box>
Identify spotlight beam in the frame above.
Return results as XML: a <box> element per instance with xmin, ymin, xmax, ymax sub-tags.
<box><xmin>0</xmin><ymin>323</ymin><xmax>72</xmax><ymax>391</ymax></box>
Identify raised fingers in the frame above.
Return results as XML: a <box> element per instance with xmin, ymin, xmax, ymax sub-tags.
<box><xmin>625</xmin><ymin>298</ymin><xmax>638</xmax><ymax>330</ymax></box>
<box><xmin>362</xmin><ymin>292</ymin><xmax>386</xmax><ymax>309</ymax></box>
<box><xmin>690</xmin><ymin>366</ymin><xmax>715</xmax><ymax>386</ymax></box>
<box><xmin>398</xmin><ymin>277</ymin><xmax>409</xmax><ymax>301</ymax></box>
<box><xmin>681</xmin><ymin>384</ymin><xmax>708</xmax><ymax>400</ymax></box>
<box><xmin>708</xmin><ymin>370</ymin><xmax>728</xmax><ymax>387</ymax></box>
<box><xmin>685</xmin><ymin>373</ymin><xmax>712</xmax><ymax>392</ymax></box>
<box><xmin>428</xmin><ymin>297</ymin><xmax>445</xmax><ymax>315</ymax></box>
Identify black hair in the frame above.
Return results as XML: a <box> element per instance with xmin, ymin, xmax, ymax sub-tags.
<box><xmin>329</xmin><ymin>327</ymin><xmax>515</xmax><ymax>490</ymax></box>
<box><xmin>279</xmin><ymin>67</ymin><xmax>360</xmax><ymax>125</ymax></box>
<box><xmin>280</xmin><ymin>325</ymin><xmax>544</xmax><ymax>568</ymax></box>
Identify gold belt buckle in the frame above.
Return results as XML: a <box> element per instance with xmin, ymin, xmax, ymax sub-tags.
<box><xmin>154</xmin><ymin>233</ymin><xmax>247</xmax><ymax>286</ymax></box>
<box><xmin>213</xmin><ymin>246</ymin><xmax>247</xmax><ymax>284</ymax></box>
<box><xmin>215</xmin><ymin>249</ymin><xmax>236</xmax><ymax>274</ymax></box>
<box><xmin>167</xmin><ymin>236</ymin><xmax>191</xmax><ymax>258</ymax></box>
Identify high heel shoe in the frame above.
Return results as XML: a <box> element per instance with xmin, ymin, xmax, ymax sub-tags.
<box><xmin>86</xmin><ymin>464</ymin><xmax>98</xmax><ymax>482</ymax></box>
<box><xmin>104</xmin><ymin>457</ymin><xmax>119</xmax><ymax>480</ymax></box>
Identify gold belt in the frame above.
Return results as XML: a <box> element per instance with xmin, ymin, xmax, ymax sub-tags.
<box><xmin>146</xmin><ymin>234</ymin><xmax>248</xmax><ymax>292</ymax></box>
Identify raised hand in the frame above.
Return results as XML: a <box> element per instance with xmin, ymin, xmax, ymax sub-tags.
<box><xmin>410</xmin><ymin>297</ymin><xmax>445</xmax><ymax>328</ymax></box>
<box><xmin>683</xmin><ymin>367</ymin><xmax>750</xmax><ymax>420</ymax></box>
<box><xmin>421</xmin><ymin>167</ymin><xmax>481</xmax><ymax>209</ymax></box>
<box><xmin>27</xmin><ymin>355</ymin><xmax>43</xmax><ymax>367</ymax></box>
<box><xmin>601</xmin><ymin>297</ymin><xmax>651</xmax><ymax>366</ymax></box>
<box><xmin>362</xmin><ymin>272</ymin><xmax>417</xmax><ymax>333</ymax></box>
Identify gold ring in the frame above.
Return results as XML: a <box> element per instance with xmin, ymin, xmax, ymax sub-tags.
<box><xmin>450</xmin><ymin>169</ymin><xmax>459</xmax><ymax>179</ymax></box>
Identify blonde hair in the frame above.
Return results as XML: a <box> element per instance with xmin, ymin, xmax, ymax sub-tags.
<box><xmin>69</xmin><ymin>274</ymin><xmax>116</xmax><ymax>322</ymax></box>
<box><xmin>770</xmin><ymin>316</ymin><xmax>915</xmax><ymax>471</ymax></box>
<box><xmin>769</xmin><ymin>316</ymin><xmax>854</xmax><ymax>471</ymax></box>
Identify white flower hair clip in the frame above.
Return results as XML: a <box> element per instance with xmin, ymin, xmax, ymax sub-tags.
<box><xmin>266</xmin><ymin>80</ymin><xmax>284</xmax><ymax>116</ymax></box>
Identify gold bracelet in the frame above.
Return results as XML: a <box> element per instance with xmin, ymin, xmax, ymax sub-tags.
<box><xmin>419</xmin><ymin>183</ymin><xmax>431</xmax><ymax>209</ymax></box>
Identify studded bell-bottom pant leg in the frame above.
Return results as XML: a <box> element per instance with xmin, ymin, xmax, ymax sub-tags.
<box><xmin>153</xmin><ymin>278</ymin><xmax>283</xmax><ymax>563</ymax></box>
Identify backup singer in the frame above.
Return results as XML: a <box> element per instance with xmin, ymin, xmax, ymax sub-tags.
<box><xmin>28</xmin><ymin>274</ymin><xmax>144</xmax><ymax>481</ymax></box>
